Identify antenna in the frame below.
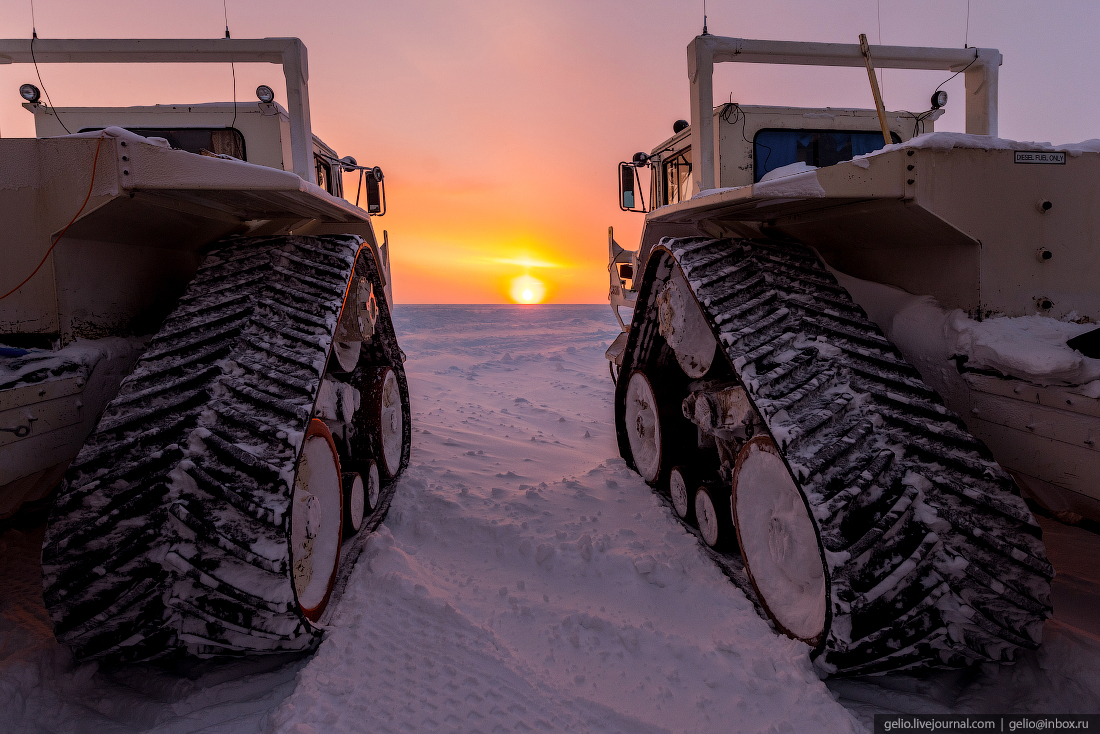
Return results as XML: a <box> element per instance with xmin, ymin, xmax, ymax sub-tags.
<box><xmin>222</xmin><ymin>0</ymin><xmax>237</xmax><ymax>131</ymax></box>
<box><xmin>702</xmin><ymin>0</ymin><xmax>709</xmax><ymax>35</ymax></box>
<box><xmin>965</xmin><ymin>0</ymin><xmax>971</xmax><ymax>47</ymax></box>
<box><xmin>30</xmin><ymin>0</ymin><xmax>37</xmax><ymax>38</ymax></box>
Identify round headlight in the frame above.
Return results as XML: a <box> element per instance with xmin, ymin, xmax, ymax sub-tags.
<box><xmin>339</xmin><ymin>155</ymin><xmax>357</xmax><ymax>172</ymax></box>
<box><xmin>256</xmin><ymin>85</ymin><xmax>275</xmax><ymax>104</ymax></box>
<box><xmin>371</xmin><ymin>166</ymin><xmax>383</xmax><ymax>183</ymax></box>
<box><xmin>632</xmin><ymin>151</ymin><xmax>650</xmax><ymax>167</ymax></box>
<box><xmin>19</xmin><ymin>83</ymin><xmax>40</xmax><ymax>103</ymax></box>
<box><xmin>930</xmin><ymin>90</ymin><xmax>948</xmax><ymax>109</ymax></box>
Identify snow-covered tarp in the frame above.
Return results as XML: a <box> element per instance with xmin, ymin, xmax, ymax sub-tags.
<box><xmin>0</xmin><ymin>338</ymin><xmax>140</xmax><ymax>391</ymax></box>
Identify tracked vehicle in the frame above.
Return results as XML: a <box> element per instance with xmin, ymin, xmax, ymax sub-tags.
<box><xmin>0</xmin><ymin>38</ymin><xmax>411</xmax><ymax>661</ymax></box>
<box><xmin>604</xmin><ymin>36</ymin><xmax>1092</xmax><ymax>674</ymax></box>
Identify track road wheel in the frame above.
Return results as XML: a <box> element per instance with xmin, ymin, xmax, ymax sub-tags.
<box><xmin>732</xmin><ymin>437</ymin><xmax>827</xmax><ymax>646</ymax></box>
<box><xmin>695</xmin><ymin>483</ymin><xmax>734</xmax><ymax>549</ymax></box>
<box><xmin>363</xmin><ymin>458</ymin><xmax>381</xmax><ymax>513</ymax></box>
<box><xmin>669</xmin><ymin>466</ymin><xmax>695</xmax><ymax>523</ymax></box>
<box><xmin>362</xmin><ymin>366</ymin><xmax>404</xmax><ymax>480</ymax></box>
<box><xmin>292</xmin><ymin>420</ymin><xmax>344</xmax><ymax>623</ymax></box>
<box><xmin>342</xmin><ymin>472</ymin><xmax>365</xmax><ymax>539</ymax></box>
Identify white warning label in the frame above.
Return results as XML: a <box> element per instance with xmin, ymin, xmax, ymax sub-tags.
<box><xmin>1014</xmin><ymin>151</ymin><xmax>1066</xmax><ymax>164</ymax></box>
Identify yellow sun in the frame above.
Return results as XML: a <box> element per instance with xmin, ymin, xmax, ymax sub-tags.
<box><xmin>509</xmin><ymin>275</ymin><xmax>546</xmax><ymax>304</ymax></box>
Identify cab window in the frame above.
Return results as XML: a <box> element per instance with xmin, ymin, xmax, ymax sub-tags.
<box><xmin>753</xmin><ymin>129</ymin><xmax>900</xmax><ymax>182</ymax></box>
<box><xmin>313</xmin><ymin>154</ymin><xmax>343</xmax><ymax>196</ymax></box>
<box><xmin>315</xmin><ymin>155</ymin><xmax>331</xmax><ymax>193</ymax></box>
<box><xmin>662</xmin><ymin>148</ymin><xmax>692</xmax><ymax>206</ymax></box>
<box><xmin>79</xmin><ymin>127</ymin><xmax>246</xmax><ymax>160</ymax></box>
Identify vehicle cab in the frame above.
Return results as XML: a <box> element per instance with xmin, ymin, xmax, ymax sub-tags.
<box><xmin>25</xmin><ymin>98</ymin><xmax>385</xmax><ymax>210</ymax></box>
<box><xmin>609</xmin><ymin>102</ymin><xmax>941</xmax><ymax>334</ymax></box>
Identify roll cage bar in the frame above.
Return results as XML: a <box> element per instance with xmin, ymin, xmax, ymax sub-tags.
<box><xmin>0</xmin><ymin>38</ymin><xmax>318</xmax><ymax>184</ymax></box>
<box><xmin>687</xmin><ymin>35</ymin><xmax>1002</xmax><ymax>193</ymax></box>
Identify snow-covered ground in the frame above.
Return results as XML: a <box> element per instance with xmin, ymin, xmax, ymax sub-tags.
<box><xmin>4</xmin><ymin>305</ymin><xmax>1100</xmax><ymax>733</ymax></box>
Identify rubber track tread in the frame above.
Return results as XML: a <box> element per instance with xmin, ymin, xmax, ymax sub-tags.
<box><xmin>42</xmin><ymin>234</ymin><xmax>411</xmax><ymax>661</ymax></box>
<box><xmin>615</xmin><ymin>236</ymin><xmax>1053</xmax><ymax>675</ymax></box>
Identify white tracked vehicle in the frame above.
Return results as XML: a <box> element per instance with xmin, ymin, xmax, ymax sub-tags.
<box><xmin>602</xmin><ymin>35</ymin><xmax>1100</xmax><ymax>674</ymax></box>
<box><xmin>0</xmin><ymin>38</ymin><xmax>411</xmax><ymax>661</ymax></box>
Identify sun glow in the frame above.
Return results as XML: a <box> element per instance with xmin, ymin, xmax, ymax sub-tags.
<box><xmin>510</xmin><ymin>275</ymin><xmax>546</xmax><ymax>304</ymax></box>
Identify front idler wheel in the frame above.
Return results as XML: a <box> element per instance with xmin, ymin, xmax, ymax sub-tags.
<box><xmin>625</xmin><ymin>370</ymin><xmax>683</xmax><ymax>486</ymax></box>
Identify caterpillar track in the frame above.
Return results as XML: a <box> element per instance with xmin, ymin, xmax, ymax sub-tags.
<box><xmin>41</xmin><ymin>234</ymin><xmax>411</xmax><ymax>662</ymax></box>
<box><xmin>615</xmin><ymin>236</ymin><xmax>1054</xmax><ymax>675</ymax></box>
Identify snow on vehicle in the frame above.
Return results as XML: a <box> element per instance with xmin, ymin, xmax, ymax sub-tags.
<box><xmin>605</xmin><ymin>35</ymin><xmax>1082</xmax><ymax>675</ymax></box>
<box><xmin>0</xmin><ymin>38</ymin><xmax>411</xmax><ymax>661</ymax></box>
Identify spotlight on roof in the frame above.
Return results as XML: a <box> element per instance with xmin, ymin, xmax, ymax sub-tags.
<box><xmin>255</xmin><ymin>85</ymin><xmax>275</xmax><ymax>104</ymax></box>
<box><xmin>930</xmin><ymin>90</ymin><xmax>948</xmax><ymax>109</ymax></box>
<box><xmin>632</xmin><ymin>151</ymin><xmax>651</xmax><ymax>167</ymax></box>
<box><xmin>673</xmin><ymin>119</ymin><xmax>689</xmax><ymax>134</ymax></box>
<box><xmin>19</xmin><ymin>83</ymin><xmax>40</xmax><ymax>103</ymax></box>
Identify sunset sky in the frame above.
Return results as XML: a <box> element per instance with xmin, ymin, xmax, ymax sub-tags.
<box><xmin>2</xmin><ymin>1</ymin><xmax>1098</xmax><ymax>303</ymax></box>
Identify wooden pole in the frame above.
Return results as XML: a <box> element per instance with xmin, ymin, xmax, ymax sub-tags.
<box><xmin>859</xmin><ymin>34</ymin><xmax>892</xmax><ymax>146</ymax></box>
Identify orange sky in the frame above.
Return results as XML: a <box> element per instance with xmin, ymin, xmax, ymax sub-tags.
<box><xmin>2</xmin><ymin>1</ymin><xmax>1099</xmax><ymax>302</ymax></box>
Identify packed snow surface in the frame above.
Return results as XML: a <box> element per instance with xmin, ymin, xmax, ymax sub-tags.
<box><xmin>3</xmin><ymin>306</ymin><xmax>1100</xmax><ymax>732</ymax></box>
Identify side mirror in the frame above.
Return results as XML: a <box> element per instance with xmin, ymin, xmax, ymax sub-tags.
<box><xmin>366</xmin><ymin>166</ymin><xmax>385</xmax><ymax>216</ymax></box>
<box><xmin>621</xmin><ymin>163</ymin><xmax>636</xmax><ymax>209</ymax></box>
<box><xmin>619</xmin><ymin>161</ymin><xmax>646</xmax><ymax>213</ymax></box>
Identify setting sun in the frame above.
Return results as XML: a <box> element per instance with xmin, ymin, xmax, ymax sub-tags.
<box><xmin>509</xmin><ymin>275</ymin><xmax>546</xmax><ymax>304</ymax></box>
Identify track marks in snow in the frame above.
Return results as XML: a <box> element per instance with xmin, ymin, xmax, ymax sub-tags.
<box><xmin>273</xmin><ymin>306</ymin><xmax>861</xmax><ymax>733</ymax></box>
<box><xmin>271</xmin><ymin>529</ymin><xmax>666</xmax><ymax>734</ymax></box>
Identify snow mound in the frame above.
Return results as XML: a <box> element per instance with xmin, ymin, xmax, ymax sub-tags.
<box><xmin>946</xmin><ymin>311</ymin><xmax>1100</xmax><ymax>386</ymax></box>
<box><xmin>864</xmin><ymin>131</ymin><xmax>1100</xmax><ymax>159</ymax></box>
<box><xmin>829</xmin><ymin>269</ymin><xmax>1100</xmax><ymax>389</ymax></box>
<box><xmin>759</xmin><ymin>161</ymin><xmax>819</xmax><ymax>182</ymax></box>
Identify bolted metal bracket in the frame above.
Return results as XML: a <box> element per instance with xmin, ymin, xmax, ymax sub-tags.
<box><xmin>335</xmin><ymin>276</ymin><xmax>378</xmax><ymax>344</ymax></box>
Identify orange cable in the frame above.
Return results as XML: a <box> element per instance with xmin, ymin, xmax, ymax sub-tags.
<box><xmin>0</xmin><ymin>134</ymin><xmax>105</xmax><ymax>301</ymax></box>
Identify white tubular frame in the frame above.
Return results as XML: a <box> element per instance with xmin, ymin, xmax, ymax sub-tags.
<box><xmin>0</xmin><ymin>38</ymin><xmax>316</xmax><ymax>184</ymax></box>
<box><xmin>687</xmin><ymin>35</ymin><xmax>1002</xmax><ymax>193</ymax></box>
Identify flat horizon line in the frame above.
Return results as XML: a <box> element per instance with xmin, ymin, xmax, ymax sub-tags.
<box><xmin>391</xmin><ymin>302</ymin><xmax>608</xmax><ymax>306</ymax></box>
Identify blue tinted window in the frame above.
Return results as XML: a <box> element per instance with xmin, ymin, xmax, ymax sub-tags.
<box><xmin>753</xmin><ymin>129</ymin><xmax>900</xmax><ymax>182</ymax></box>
